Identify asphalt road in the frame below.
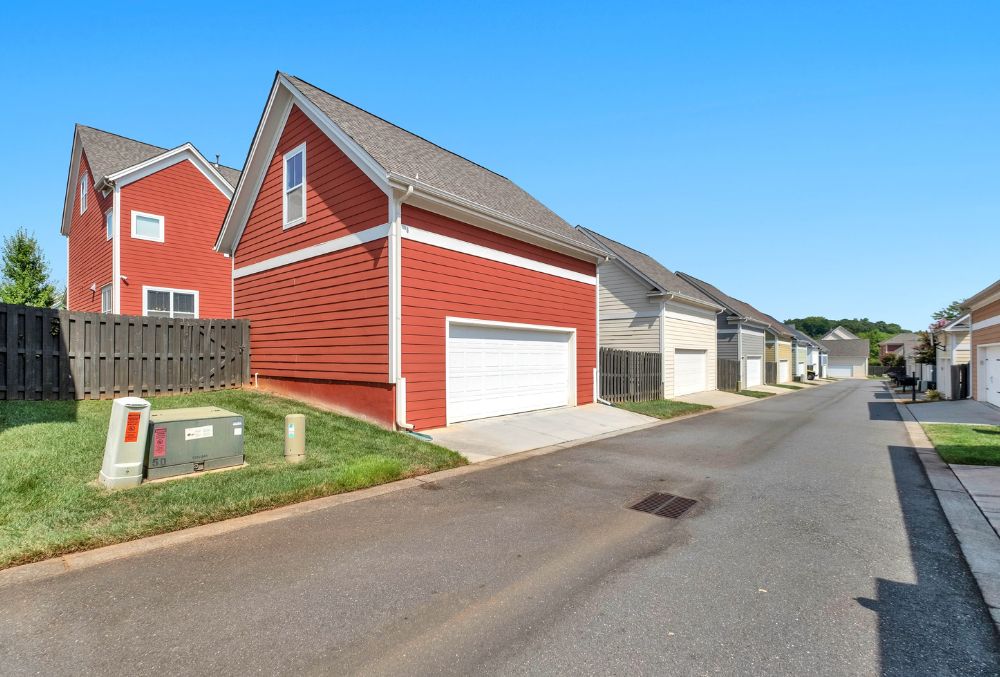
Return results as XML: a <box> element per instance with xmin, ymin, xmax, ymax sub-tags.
<box><xmin>2</xmin><ymin>380</ymin><xmax>998</xmax><ymax>675</ymax></box>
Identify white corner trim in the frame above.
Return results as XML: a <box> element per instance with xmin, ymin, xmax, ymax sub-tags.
<box><xmin>972</xmin><ymin>314</ymin><xmax>1000</xmax><ymax>332</ymax></box>
<box><xmin>233</xmin><ymin>223</ymin><xmax>391</xmax><ymax>279</ymax></box>
<box><xmin>400</xmin><ymin>225</ymin><xmax>596</xmax><ymax>285</ymax></box>
<box><xmin>130</xmin><ymin>210</ymin><xmax>165</xmax><ymax>243</ymax></box>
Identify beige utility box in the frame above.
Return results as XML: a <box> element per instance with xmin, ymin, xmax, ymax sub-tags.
<box><xmin>98</xmin><ymin>397</ymin><xmax>152</xmax><ymax>489</ymax></box>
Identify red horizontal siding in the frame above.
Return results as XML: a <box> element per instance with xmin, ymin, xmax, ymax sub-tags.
<box><xmin>236</xmin><ymin>105</ymin><xmax>388</xmax><ymax>266</ymax></box>
<box><xmin>235</xmin><ymin>240</ymin><xmax>390</xmax><ymax>384</ymax></box>
<box><xmin>118</xmin><ymin>159</ymin><xmax>233</xmax><ymax>318</ymax></box>
<box><xmin>400</xmin><ymin>211</ymin><xmax>597</xmax><ymax>430</ymax></box>
<box><xmin>67</xmin><ymin>153</ymin><xmax>113</xmax><ymax>312</ymax></box>
<box><xmin>257</xmin><ymin>375</ymin><xmax>395</xmax><ymax>429</ymax></box>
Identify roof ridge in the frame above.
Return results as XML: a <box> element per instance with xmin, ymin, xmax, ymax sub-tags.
<box><xmin>77</xmin><ymin>125</ymin><xmax>241</xmax><ymax>175</ymax></box>
<box><xmin>284</xmin><ymin>73</ymin><xmax>511</xmax><ymax>182</ymax></box>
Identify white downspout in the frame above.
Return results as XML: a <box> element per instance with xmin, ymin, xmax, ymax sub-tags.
<box><xmin>112</xmin><ymin>183</ymin><xmax>121</xmax><ymax>313</ymax></box>
<box><xmin>391</xmin><ymin>185</ymin><xmax>414</xmax><ymax>430</ymax></box>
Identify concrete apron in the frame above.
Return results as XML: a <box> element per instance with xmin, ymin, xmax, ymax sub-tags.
<box><xmin>888</xmin><ymin>385</ymin><xmax>1000</xmax><ymax>633</ymax></box>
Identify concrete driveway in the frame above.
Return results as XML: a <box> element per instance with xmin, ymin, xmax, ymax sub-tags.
<box><xmin>2</xmin><ymin>380</ymin><xmax>997</xmax><ymax>675</ymax></box>
<box><xmin>424</xmin><ymin>403</ymin><xmax>656</xmax><ymax>462</ymax></box>
<box><xmin>908</xmin><ymin>400</ymin><xmax>1000</xmax><ymax>425</ymax></box>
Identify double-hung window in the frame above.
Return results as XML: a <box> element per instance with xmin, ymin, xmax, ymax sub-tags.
<box><xmin>144</xmin><ymin>288</ymin><xmax>197</xmax><ymax>319</ymax></box>
<box><xmin>131</xmin><ymin>211</ymin><xmax>165</xmax><ymax>242</ymax></box>
<box><xmin>100</xmin><ymin>284</ymin><xmax>112</xmax><ymax>313</ymax></box>
<box><xmin>283</xmin><ymin>143</ymin><xmax>306</xmax><ymax>228</ymax></box>
<box><xmin>105</xmin><ymin>209</ymin><xmax>114</xmax><ymax>240</ymax></box>
<box><xmin>80</xmin><ymin>173</ymin><xmax>88</xmax><ymax>214</ymax></box>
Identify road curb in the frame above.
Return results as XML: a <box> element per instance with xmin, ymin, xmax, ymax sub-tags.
<box><xmin>888</xmin><ymin>385</ymin><xmax>1000</xmax><ymax>633</ymax></box>
<box><xmin>0</xmin><ymin>382</ymin><xmax>825</xmax><ymax>590</ymax></box>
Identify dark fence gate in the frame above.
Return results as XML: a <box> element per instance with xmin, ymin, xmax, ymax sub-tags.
<box><xmin>599</xmin><ymin>347</ymin><xmax>662</xmax><ymax>403</ymax></box>
<box><xmin>0</xmin><ymin>302</ymin><xmax>250</xmax><ymax>401</ymax></box>
<box><xmin>765</xmin><ymin>361</ymin><xmax>777</xmax><ymax>385</ymax></box>
<box><xmin>951</xmin><ymin>363</ymin><xmax>970</xmax><ymax>400</ymax></box>
<box><xmin>718</xmin><ymin>358</ymin><xmax>741</xmax><ymax>392</ymax></box>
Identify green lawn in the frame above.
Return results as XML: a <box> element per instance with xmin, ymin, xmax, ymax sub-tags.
<box><xmin>618</xmin><ymin>399</ymin><xmax>712</xmax><ymax>419</ymax></box>
<box><xmin>0</xmin><ymin>390</ymin><xmax>465</xmax><ymax>569</ymax></box>
<box><xmin>738</xmin><ymin>390</ymin><xmax>774</xmax><ymax>398</ymax></box>
<box><xmin>923</xmin><ymin>424</ymin><xmax>1000</xmax><ymax>466</ymax></box>
<box><xmin>772</xmin><ymin>384</ymin><xmax>803</xmax><ymax>390</ymax></box>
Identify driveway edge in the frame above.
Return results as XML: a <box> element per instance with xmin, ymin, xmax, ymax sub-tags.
<box><xmin>889</xmin><ymin>386</ymin><xmax>1000</xmax><ymax>632</ymax></box>
<box><xmin>0</xmin><ymin>384</ymin><xmax>815</xmax><ymax>590</ymax></box>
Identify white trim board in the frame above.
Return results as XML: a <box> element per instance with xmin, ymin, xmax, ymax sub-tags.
<box><xmin>973</xmin><ymin>315</ymin><xmax>1000</xmax><ymax>332</ymax></box>
<box><xmin>233</xmin><ymin>223</ymin><xmax>390</xmax><ymax>279</ymax></box>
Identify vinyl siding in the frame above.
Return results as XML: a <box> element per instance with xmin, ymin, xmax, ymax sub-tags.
<box><xmin>67</xmin><ymin>153</ymin><xmax>113</xmax><ymax>312</ymax></box>
<box><xmin>740</xmin><ymin>327</ymin><xmax>766</xmax><ymax>385</ymax></box>
<box><xmin>971</xmin><ymin>297</ymin><xmax>1000</xmax><ymax>399</ymax></box>
<box><xmin>118</xmin><ymin>159</ymin><xmax>233</xmax><ymax>318</ymax></box>
<box><xmin>954</xmin><ymin>333</ymin><xmax>971</xmax><ymax>364</ymax></box>
<box><xmin>597</xmin><ymin>260</ymin><xmax>660</xmax><ymax>317</ymax></box>
<box><xmin>235</xmin><ymin>105</ymin><xmax>388</xmax><ymax>267</ymax></box>
<box><xmin>718</xmin><ymin>329</ymin><xmax>739</xmax><ymax>360</ymax></box>
<box><xmin>401</xmin><ymin>206</ymin><xmax>596</xmax><ymax>431</ymax></box>
<box><xmin>776</xmin><ymin>340</ymin><xmax>793</xmax><ymax>382</ymax></box>
<box><xmin>663</xmin><ymin>301</ymin><xmax>717</xmax><ymax>396</ymax></box>
<box><xmin>601</xmin><ymin>317</ymin><xmax>659</xmax><ymax>351</ymax></box>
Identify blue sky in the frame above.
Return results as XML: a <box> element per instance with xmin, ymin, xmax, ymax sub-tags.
<box><xmin>1</xmin><ymin>1</ymin><xmax>997</xmax><ymax>330</ymax></box>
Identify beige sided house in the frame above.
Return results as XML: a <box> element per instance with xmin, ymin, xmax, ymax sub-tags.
<box><xmin>580</xmin><ymin>228</ymin><xmax>723</xmax><ymax>397</ymax></box>
<box><xmin>935</xmin><ymin>314</ymin><xmax>971</xmax><ymax>399</ymax></box>
<box><xmin>966</xmin><ymin>278</ymin><xmax>1000</xmax><ymax>407</ymax></box>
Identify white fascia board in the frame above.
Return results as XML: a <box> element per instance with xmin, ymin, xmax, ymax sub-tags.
<box><xmin>943</xmin><ymin>313</ymin><xmax>971</xmax><ymax>331</ymax></box>
<box><xmin>108</xmin><ymin>145</ymin><xmax>234</xmax><ymax>198</ymax></box>
<box><xmin>60</xmin><ymin>132</ymin><xmax>85</xmax><ymax>235</ymax></box>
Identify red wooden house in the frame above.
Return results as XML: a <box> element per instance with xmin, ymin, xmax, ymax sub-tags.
<box><xmin>216</xmin><ymin>73</ymin><xmax>604</xmax><ymax>430</ymax></box>
<box><xmin>60</xmin><ymin>125</ymin><xmax>240</xmax><ymax>319</ymax></box>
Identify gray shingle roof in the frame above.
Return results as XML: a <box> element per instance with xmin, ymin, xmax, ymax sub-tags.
<box><xmin>879</xmin><ymin>332</ymin><xmax>920</xmax><ymax>346</ymax></box>
<box><xmin>577</xmin><ymin>228</ymin><xmax>719</xmax><ymax>308</ymax></box>
<box><xmin>819</xmin><ymin>338</ymin><xmax>870</xmax><ymax>357</ymax></box>
<box><xmin>284</xmin><ymin>74</ymin><xmax>590</xmax><ymax>248</ymax></box>
<box><xmin>676</xmin><ymin>271</ymin><xmax>788</xmax><ymax>335</ymax></box>
<box><xmin>77</xmin><ymin>125</ymin><xmax>241</xmax><ymax>187</ymax></box>
<box><xmin>784</xmin><ymin>324</ymin><xmax>822</xmax><ymax>348</ymax></box>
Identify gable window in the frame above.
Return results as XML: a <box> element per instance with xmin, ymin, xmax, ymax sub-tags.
<box><xmin>105</xmin><ymin>210</ymin><xmax>114</xmax><ymax>240</ymax></box>
<box><xmin>131</xmin><ymin>211</ymin><xmax>165</xmax><ymax>242</ymax></box>
<box><xmin>144</xmin><ymin>287</ymin><xmax>198</xmax><ymax>319</ymax></box>
<box><xmin>80</xmin><ymin>173</ymin><xmax>88</xmax><ymax>214</ymax></box>
<box><xmin>283</xmin><ymin>143</ymin><xmax>306</xmax><ymax>228</ymax></box>
<box><xmin>100</xmin><ymin>284</ymin><xmax>112</xmax><ymax>313</ymax></box>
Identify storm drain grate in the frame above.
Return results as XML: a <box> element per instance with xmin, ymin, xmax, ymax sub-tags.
<box><xmin>629</xmin><ymin>492</ymin><xmax>697</xmax><ymax>518</ymax></box>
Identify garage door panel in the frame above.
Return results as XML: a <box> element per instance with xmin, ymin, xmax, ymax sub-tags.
<box><xmin>779</xmin><ymin>360</ymin><xmax>790</xmax><ymax>382</ymax></box>
<box><xmin>829</xmin><ymin>361</ymin><xmax>853</xmax><ymax>378</ymax></box>
<box><xmin>447</xmin><ymin>323</ymin><xmax>572</xmax><ymax>423</ymax></box>
<box><xmin>674</xmin><ymin>349</ymin><xmax>707</xmax><ymax>396</ymax></box>
<box><xmin>746</xmin><ymin>356</ymin><xmax>762</xmax><ymax>387</ymax></box>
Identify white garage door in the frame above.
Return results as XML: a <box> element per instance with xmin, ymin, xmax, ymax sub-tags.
<box><xmin>674</xmin><ymin>349</ymin><xmax>707</xmax><ymax>396</ymax></box>
<box><xmin>447</xmin><ymin>322</ymin><xmax>572</xmax><ymax>424</ymax></box>
<box><xmin>796</xmin><ymin>361</ymin><xmax>806</xmax><ymax>377</ymax></box>
<box><xmin>985</xmin><ymin>346</ymin><xmax>1000</xmax><ymax>407</ymax></box>
<box><xmin>778</xmin><ymin>360</ymin><xmax>790</xmax><ymax>382</ymax></box>
<box><xmin>745</xmin><ymin>356</ymin><xmax>763</xmax><ymax>387</ymax></box>
<box><xmin>829</xmin><ymin>361</ymin><xmax>853</xmax><ymax>378</ymax></box>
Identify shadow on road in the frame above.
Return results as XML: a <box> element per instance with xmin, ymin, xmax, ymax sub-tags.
<box><xmin>867</xmin><ymin>402</ymin><xmax>902</xmax><ymax>421</ymax></box>
<box><xmin>855</xmin><ymin>445</ymin><xmax>1000</xmax><ymax>676</ymax></box>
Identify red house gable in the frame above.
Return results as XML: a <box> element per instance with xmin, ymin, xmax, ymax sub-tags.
<box><xmin>61</xmin><ymin>125</ymin><xmax>239</xmax><ymax>319</ymax></box>
<box><xmin>218</xmin><ymin>73</ymin><xmax>602</xmax><ymax>430</ymax></box>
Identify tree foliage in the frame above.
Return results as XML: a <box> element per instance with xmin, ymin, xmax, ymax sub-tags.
<box><xmin>783</xmin><ymin>316</ymin><xmax>908</xmax><ymax>340</ymax></box>
<box><xmin>0</xmin><ymin>228</ymin><xmax>58</xmax><ymax>307</ymax></box>
<box><xmin>931</xmin><ymin>300</ymin><xmax>965</xmax><ymax>322</ymax></box>
<box><xmin>912</xmin><ymin>330</ymin><xmax>942</xmax><ymax>365</ymax></box>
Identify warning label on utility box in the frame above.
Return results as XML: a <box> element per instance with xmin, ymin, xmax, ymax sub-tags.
<box><xmin>124</xmin><ymin>412</ymin><xmax>142</xmax><ymax>443</ymax></box>
<box><xmin>184</xmin><ymin>425</ymin><xmax>214</xmax><ymax>441</ymax></box>
<box><xmin>153</xmin><ymin>427</ymin><xmax>167</xmax><ymax>457</ymax></box>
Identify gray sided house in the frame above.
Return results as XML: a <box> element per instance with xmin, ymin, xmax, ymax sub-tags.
<box><xmin>784</xmin><ymin>323</ymin><xmax>826</xmax><ymax>378</ymax></box>
<box><xmin>579</xmin><ymin>228</ymin><xmax>724</xmax><ymax>397</ymax></box>
<box><xmin>676</xmin><ymin>272</ymin><xmax>779</xmax><ymax>389</ymax></box>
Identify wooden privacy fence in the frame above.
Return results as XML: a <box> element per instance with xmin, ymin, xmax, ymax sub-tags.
<box><xmin>951</xmin><ymin>363</ymin><xmax>970</xmax><ymax>400</ymax></box>
<box><xmin>765</xmin><ymin>361</ymin><xmax>777</xmax><ymax>385</ymax></box>
<box><xmin>599</xmin><ymin>347</ymin><xmax>662</xmax><ymax>403</ymax></box>
<box><xmin>0</xmin><ymin>302</ymin><xmax>250</xmax><ymax>401</ymax></box>
<box><xmin>718</xmin><ymin>358</ymin><xmax>741</xmax><ymax>392</ymax></box>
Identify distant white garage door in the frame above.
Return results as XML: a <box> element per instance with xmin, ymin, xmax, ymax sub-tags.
<box><xmin>447</xmin><ymin>322</ymin><xmax>572</xmax><ymax>424</ymax></box>
<box><xmin>778</xmin><ymin>360</ymin><xmax>790</xmax><ymax>382</ymax></box>
<box><xmin>796</xmin><ymin>361</ymin><xmax>806</xmax><ymax>377</ymax></box>
<box><xmin>828</xmin><ymin>361</ymin><xmax>853</xmax><ymax>378</ymax></box>
<box><xmin>984</xmin><ymin>346</ymin><xmax>1000</xmax><ymax>407</ymax></box>
<box><xmin>674</xmin><ymin>349</ymin><xmax>707</xmax><ymax>396</ymax></box>
<box><xmin>745</xmin><ymin>356</ymin><xmax>763</xmax><ymax>387</ymax></box>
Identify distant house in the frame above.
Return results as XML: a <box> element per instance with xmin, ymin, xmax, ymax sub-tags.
<box><xmin>934</xmin><ymin>314</ymin><xmax>971</xmax><ymax>399</ymax></box>
<box><xmin>966</xmin><ymin>279</ymin><xmax>1000</xmax><ymax>407</ymax></box>
<box><xmin>578</xmin><ymin>228</ymin><xmax>723</xmax><ymax>398</ymax></box>
<box><xmin>879</xmin><ymin>332</ymin><xmax>921</xmax><ymax>372</ymax></box>
<box><xmin>822</xmin><ymin>326</ymin><xmax>860</xmax><ymax>341</ymax></box>
<box><xmin>786</xmin><ymin>324</ymin><xmax>827</xmax><ymax>378</ymax></box>
<box><xmin>819</xmin><ymin>338</ymin><xmax>869</xmax><ymax>378</ymax></box>
<box><xmin>60</xmin><ymin>125</ymin><xmax>239</xmax><ymax>318</ymax></box>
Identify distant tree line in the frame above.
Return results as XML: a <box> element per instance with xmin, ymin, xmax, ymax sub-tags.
<box><xmin>782</xmin><ymin>316</ymin><xmax>909</xmax><ymax>340</ymax></box>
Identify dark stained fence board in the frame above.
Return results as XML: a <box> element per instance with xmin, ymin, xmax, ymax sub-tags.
<box><xmin>599</xmin><ymin>347</ymin><xmax>663</xmax><ymax>403</ymax></box>
<box><xmin>0</xmin><ymin>302</ymin><xmax>249</xmax><ymax>401</ymax></box>
<box><xmin>717</xmin><ymin>358</ymin><xmax>741</xmax><ymax>392</ymax></box>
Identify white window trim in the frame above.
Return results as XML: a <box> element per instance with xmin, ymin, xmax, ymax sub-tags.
<box><xmin>100</xmin><ymin>284</ymin><xmax>112</xmax><ymax>313</ymax></box>
<box><xmin>282</xmin><ymin>142</ymin><xmax>307</xmax><ymax>229</ymax></box>
<box><xmin>105</xmin><ymin>209</ymin><xmax>114</xmax><ymax>241</ymax></box>
<box><xmin>80</xmin><ymin>173</ymin><xmax>88</xmax><ymax>214</ymax></box>
<box><xmin>142</xmin><ymin>286</ymin><xmax>199</xmax><ymax>319</ymax></box>
<box><xmin>131</xmin><ymin>210</ymin><xmax>165</xmax><ymax>243</ymax></box>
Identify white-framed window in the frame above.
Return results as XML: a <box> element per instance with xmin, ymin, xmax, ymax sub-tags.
<box><xmin>131</xmin><ymin>211</ymin><xmax>165</xmax><ymax>243</ymax></box>
<box><xmin>105</xmin><ymin>209</ymin><xmax>114</xmax><ymax>240</ymax></box>
<box><xmin>79</xmin><ymin>172</ymin><xmax>88</xmax><ymax>214</ymax></box>
<box><xmin>282</xmin><ymin>143</ymin><xmax>306</xmax><ymax>228</ymax></box>
<box><xmin>100</xmin><ymin>284</ymin><xmax>112</xmax><ymax>313</ymax></box>
<box><xmin>143</xmin><ymin>286</ymin><xmax>198</xmax><ymax>319</ymax></box>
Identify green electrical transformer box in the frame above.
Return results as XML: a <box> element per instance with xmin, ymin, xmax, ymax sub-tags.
<box><xmin>144</xmin><ymin>407</ymin><xmax>244</xmax><ymax>480</ymax></box>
